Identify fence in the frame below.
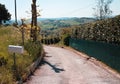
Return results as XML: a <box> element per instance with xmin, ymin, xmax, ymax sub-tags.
<box><xmin>69</xmin><ymin>38</ymin><xmax>120</xmax><ymax>72</ymax></box>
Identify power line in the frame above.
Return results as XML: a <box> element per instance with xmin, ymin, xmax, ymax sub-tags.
<box><xmin>59</xmin><ymin>3</ymin><xmax>95</xmax><ymax>17</ymax></box>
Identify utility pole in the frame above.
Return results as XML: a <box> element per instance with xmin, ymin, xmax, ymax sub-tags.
<box><xmin>14</xmin><ymin>0</ymin><xmax>18</xmax><ymax>25</ymax></box>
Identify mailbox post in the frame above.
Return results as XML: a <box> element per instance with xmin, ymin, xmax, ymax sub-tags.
<box><xmin>8</xmin><ymin>45</ymin><xmax>24</xmax><ymax>80</ymax></box>
<box><xmin>8</xmin><ymin>45</ymin><xmax>24</xmax><ymax>54</ymax></box>
<box><xmin>13</xmin><ymin>53</ymin><xmax>16</xmax><ymax>71</ymax></box>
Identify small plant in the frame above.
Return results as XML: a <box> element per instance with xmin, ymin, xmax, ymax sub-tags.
<box><xmin>24</xmin><ymin>40</ymin><xmax>43</xmax><ymax>61</ymax></box>
<box><xmin>0</xmin><ymin>57</ymin><xmax>7</xmax><ymax>66</ymax></box>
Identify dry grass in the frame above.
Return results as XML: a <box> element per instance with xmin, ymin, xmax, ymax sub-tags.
<box><xmin>0</xmin><ymin>26</ymin><xmax>43</xmax><ymax>83</ymax></box>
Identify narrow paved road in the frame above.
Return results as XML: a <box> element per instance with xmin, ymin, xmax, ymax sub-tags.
<box><xmin>25</xmin><ymin>46</ymin><xmax>120</xmax><ymax>84</ymax></box>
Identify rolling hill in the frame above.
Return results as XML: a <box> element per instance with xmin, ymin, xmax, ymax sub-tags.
<box><xmin>37</xmin><ymin>17</ymin><xmax>95</xmax><ymax>30</ymax></box>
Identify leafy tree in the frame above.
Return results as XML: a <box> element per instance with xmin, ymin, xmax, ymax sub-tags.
<box><xmin>0</xmin><ymin>3</ymin><xmax>11</xmax><ymax>25</ymax></box>
<box><xmin>93</xmin><ymin>0</ymin><xmax>113</xmax><ymax>20</ymax></box>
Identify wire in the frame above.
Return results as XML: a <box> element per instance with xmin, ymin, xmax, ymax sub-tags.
<box><xmin>59</xmin><ymin>3</ymin><xmax>95</xmax><ymax>17</ymax></box>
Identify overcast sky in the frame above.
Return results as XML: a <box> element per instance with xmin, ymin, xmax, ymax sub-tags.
<box><xmin>0</xmin><ymin>0</ymin><xmax>120</xmax><ymax>19</ymax></box>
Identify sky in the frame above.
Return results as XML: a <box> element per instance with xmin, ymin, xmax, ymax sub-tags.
<box><xmin>0</xmin><ymin>0</ymin><xmax>120</xmax><ymax>19</ymax></box>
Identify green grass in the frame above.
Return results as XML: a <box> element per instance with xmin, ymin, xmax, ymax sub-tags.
<box><xmin>62</xmin><ymin>20</ymin><xmax>80</xmax><ymax>25</ymax></box>
<box><xmin>0</xmin><ymin>26</ymin><xmax>18</xmax><ymax>83</ymax></box>
<box><xmin>0</xmin><ymin>26</ymin><xmax>43</xmax><ymax>83</ymax></box>
<box><xmin>0</xmin><ymin>26</ymin><xmax>13</xmax><ymax>58</ymax></box>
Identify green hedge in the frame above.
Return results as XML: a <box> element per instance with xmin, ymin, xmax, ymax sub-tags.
<box><xmin>72</xmin><ymin>15</ymin><xmax>120</xmax><ymax>45</ymax></box>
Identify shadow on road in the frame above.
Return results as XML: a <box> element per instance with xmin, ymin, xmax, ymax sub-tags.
<box><xmin>40</xmin><ymin>59</ymin><xmax>65</xmax><ymax>73</ymax></box>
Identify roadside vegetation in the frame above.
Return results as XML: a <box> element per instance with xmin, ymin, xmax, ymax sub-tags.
<box><xmin>0</xmin><ymin>26</ymin><xmax>43</xmax><ymax>84</ymax></box>
<box><xmin>71</xmin><ymin>15</ymin><xmax>120</xmax><ymax>45</ymax></box>
<box><xmin>40</xmin><ymin>15</ymin><xmax>120</xmax><ymax>46</ymax></box>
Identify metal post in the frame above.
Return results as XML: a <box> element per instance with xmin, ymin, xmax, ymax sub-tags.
<box><xmin>13</xmin><ymin>53</ymin><xmax>20</xmax><ymax>81</ymax></box>
<box><xmin>13</xmin><ymin>53</ymin><xmax>16</xmax><ymax>71</ymax></box>
<box><xmin>14</xmin><ymin>0</ymin><xmax>18</xmax><ymax>24</ymax></box>
<box><xmin>13</xmin><ymin>53</ymin><xmax>17</xmax><ymax>80</ymax></box>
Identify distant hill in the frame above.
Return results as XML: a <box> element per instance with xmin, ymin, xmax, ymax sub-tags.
<box><xmin>37</xmin><ymin>17</ymin><xmax>95</xmax><ymax>30</ymax></box>
<box><xmin>5</xmin><ymin>17</ymin><xmax>95</xmax><ymax>30</ymax></box>
<box><xmin>2</xmin><ymin>20</ymin><xmax>22</xmax><ymax>26</ymax></box>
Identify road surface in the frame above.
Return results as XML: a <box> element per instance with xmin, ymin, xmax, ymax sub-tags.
<box><xmin>25</xmin><ymin>46</ymin><xmax>120</xmax><ymax>84</ymax></box>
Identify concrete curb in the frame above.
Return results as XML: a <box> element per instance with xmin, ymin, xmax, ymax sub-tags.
<box><xmin>18</xmin><ymin>50</ymin><xmax>45</xmax><ymax>84</ymax></box>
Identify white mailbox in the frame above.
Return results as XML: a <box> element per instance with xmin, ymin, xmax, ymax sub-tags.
<box><xmin>8</xmin><ymin>45</ymin><xmax>24</xmax><ymax>54</ymax></box>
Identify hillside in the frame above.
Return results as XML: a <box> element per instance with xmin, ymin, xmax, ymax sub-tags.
<box><xmin>0</xmin><ymin>26</ymin><xmax>22</xmax><ymax>83</ymax></box>
<box><xmin>23</xmin><ymin>17</ymin><xmax>95</xmax><ymax>30</ymax></box>
<box><xmin>39</xmin><ymin>15</ymin><xmax>120</xmax><ymax>45</ymax></box>
<box><xmin>38</xmin><ymin>17</ymin><xmax>95</xmax><ymax>30</ymax></box>
<box><xmin>0</xmin><ymin>26</ymin><xmax>42</xmax><ymax>83</ymax></box>
<box><xmin>4</xmin><ymin>17</ymin><xmax>95</xmax><ymax>31</ymax></box>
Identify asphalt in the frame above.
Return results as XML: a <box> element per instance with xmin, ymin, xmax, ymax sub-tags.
<box><xmin>25</xmin><ymin>46</ymin><xmax>120</xmax><ymax>84</ymax></box>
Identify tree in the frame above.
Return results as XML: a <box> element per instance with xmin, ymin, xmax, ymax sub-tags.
<box><xmin>30</xmin><ymin>0</ymin><xmax>40</xmax><ymax>42</ymax></box>
<box><xmin>0</xmin><ymin>4</ymin><xmax>11</xmax><ymax>25</ymax></box>
<box><xmin>93</xmin><ymin>0</ymin><xmax>113</xmax><ymax>20</ymax></box>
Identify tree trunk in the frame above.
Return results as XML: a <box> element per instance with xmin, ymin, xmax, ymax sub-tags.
<box><xmin>31</xmin><ymin>0</ymin><xmax>37</xmax><ymax>42</ymax></box>
<box><xmin>0</xmin><ymin>20</ymin><xmax>2</xmax><ymax>25</ymax></box>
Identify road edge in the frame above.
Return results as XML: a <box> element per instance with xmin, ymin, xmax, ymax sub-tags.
<box><xmin>62</xmin><ymin>46</ymin><xmax>120</xmax><ymax>79</ymax></box>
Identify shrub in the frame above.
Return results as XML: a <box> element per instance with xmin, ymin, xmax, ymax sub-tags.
<box><xmin>71</xmin><ymin>15</ymin><xmax>120</xmax><ymax>45</ymax></box>
<box><xmin>63</xmin><ymin>34</ymin><xmax>70</xmax><ymax>46</ymax></box>
<box><xmin>24</xmin><ymin>40</ymin><xmax>43</xmax><ymax>61</ymax></box>
<box><xmin>0</xmin><ymin>57</ymin><xmax>7</xmax><ymax>66</ymax></box>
